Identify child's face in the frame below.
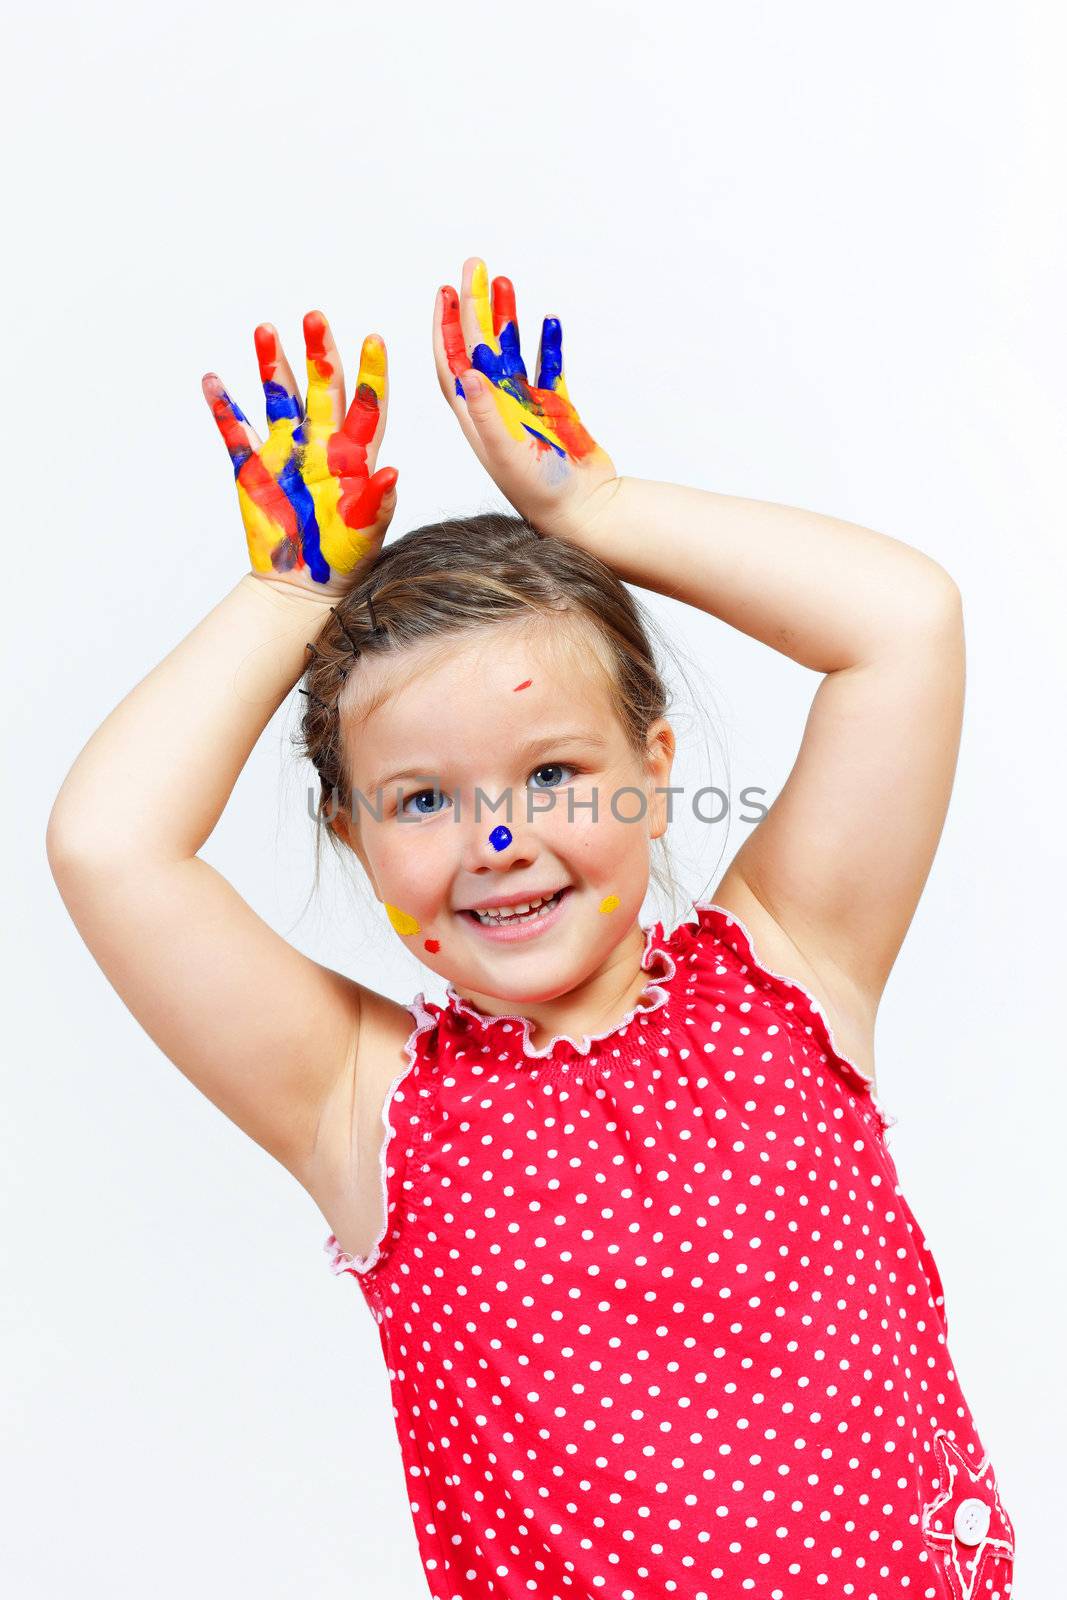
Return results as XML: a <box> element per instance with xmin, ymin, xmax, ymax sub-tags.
<box><xmin>336</xmin><ymin>621</ymin><xmax>675</xmax><ymax>1004</ymax></box>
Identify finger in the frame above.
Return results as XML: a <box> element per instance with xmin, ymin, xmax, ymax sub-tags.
<box><xmin>202</xmin><ymin>372</ymin><xmax>264</xmax><ymax>467</ymax></box>
<box><xmin>331</xmin><ymin>466</ymin><xmax>399</xmax><ymax>574</ymax></box>
<box><xmin>535</xmin><ymin>316</ymin><xmax>570</xmax><ymax>399</ymax></box>
<box><xmin>254</xmin><ymin>323</ymin><xmax>305</xmax><ymax>427</ymax></box>
<box><xmin>459</xmin><ymin>367</ymin><xmax>528</xmax><ymax>464</ymax></box>
<box><xmin>303</xmin><ymin>309</ymin><xmax>346</xmax><ymax>434</ymax></box>
<box><xmin>202</xmin><ymin>372</ymin><xmax>300</xmax><ymax>572</ymax></box>
<box><xmin>460</xmin><ymin>256</ymin><xmax>499</xmax><ymax>363</ymax></box>
<box><xmin>340</xmin><ymin>334</ymin><xmax>388</xmax><ymax>455</ymax></box>
<box><xmin>434</xmin><ymin>285</ymin><xmax>491</xmax><ymax>465</ymax></box>
<box><xmin>491</xmin><ymin>274</ymin><xmax>527</xmax><ymax>383</ymax></box>
<box><xmin>439</xmin><ymin>282</ymin><xmax>472</xmax><ymax>387</ymax></box>
<box><xmin>339</xmin><ymin>464</ymin><xmax>399</xmax><ymax>538</ymax></box>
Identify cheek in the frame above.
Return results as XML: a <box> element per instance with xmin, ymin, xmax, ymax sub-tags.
<box><xmin>546</xmin><ymin>790</ymin><xmax>650</xmax><ymax>872</ymax></box>
<box><xmin>371</xmin><ymin>825</ymin><xmax>451</xmax><ymax>908</ymax></box>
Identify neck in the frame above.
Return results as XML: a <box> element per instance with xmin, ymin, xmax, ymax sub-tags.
<box><xmin>452</xmin><ymin>919</ymin><xmax>655</xmax><ymax>1050</ymax></box>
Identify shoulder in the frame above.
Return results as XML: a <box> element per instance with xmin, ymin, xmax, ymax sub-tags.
<box><xmin>697</xmin><ymin>872</ymin><xmax>879</xmax><ymax>1089</ymax></box>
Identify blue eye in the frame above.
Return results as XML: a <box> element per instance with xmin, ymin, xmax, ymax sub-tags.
<box><xmin>400</xmin><ymin>787</ymin><xmax>452</xmax><ymax>818</ymax></box>
<box><xmin>529</xmin><ymin>763</ymin><xmax>575</xmax><ymax>790</ymax></box>
<box><xmin>398</xmin><ymin>764</ymin><xmax>576</xmax><ymax>816</ymax></box>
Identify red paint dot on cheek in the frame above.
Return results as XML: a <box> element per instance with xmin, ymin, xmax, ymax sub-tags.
<box><xmin>424</xmin><ymin>938</ymin><xmax>440</xmax><ymax>953</ymax></box>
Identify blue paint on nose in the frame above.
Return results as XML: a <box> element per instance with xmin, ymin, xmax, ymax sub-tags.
<box><xmin>489</xmin><ymin>825</ymin><xmax>513</xmax><ymax>852</ymax></box>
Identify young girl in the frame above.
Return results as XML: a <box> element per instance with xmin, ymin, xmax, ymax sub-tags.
<box><xmin>46</xmin><ymin>257</ymin><xmax>1015</xmax><ymax>1600</ymax></box>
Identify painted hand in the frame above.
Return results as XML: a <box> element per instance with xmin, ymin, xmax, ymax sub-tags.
<box><xmin>433</xmin><ymin>257</ymin><xmax>618</xmax><ymax>540</ymax></box>
<box><xmin>203</xmin><ymin>311</ymin><xmax>399</xmax><ymax>595</ymax></box>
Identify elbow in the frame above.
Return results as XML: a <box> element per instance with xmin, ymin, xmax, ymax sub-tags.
<box><xmin>908</xmin><ymin>561</ymin><xmax>963</xmax><ymax>631</ymax></box>
<box><xmin>45</xmin><ymin>804</ymin><xmax>79</xmax><ymax>885</ymax></box>
<box><xmin>45</xmin><ymin>802</ymin><xmax>100</xmax><ymax>887</ymax></box>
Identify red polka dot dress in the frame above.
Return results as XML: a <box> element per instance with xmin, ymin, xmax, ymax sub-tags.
<box><xmin>325</xmin><ymin>901</ymin><xmax>1016</xmax><ymax>1600</ymax></box>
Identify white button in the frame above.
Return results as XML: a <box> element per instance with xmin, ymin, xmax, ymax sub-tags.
<box><xmin>953</xmin><ymin>1498</ymin><xmax>991</xmax><ymax>1545</ymax></box>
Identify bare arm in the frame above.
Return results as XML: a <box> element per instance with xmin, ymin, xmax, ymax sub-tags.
<box><xmin>45</xmin><ymin>576</ymin><xmax>375</xmax><ymax>1178</ymax></box>
<box><xmin>432</xmin><ymin>255</ymin><xmax>964</xmax><ymax>1021</ymax></box>
<box><xmin>46</xmin><ymin>310</ymin><xmax>407</xmax><ymax>1186</ymax></box>
<box><xmin>566</xmin><ymin>475</ymin><xmax>965</xmax><ymax>1013</ymax></box>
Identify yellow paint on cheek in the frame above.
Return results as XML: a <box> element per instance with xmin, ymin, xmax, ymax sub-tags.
<box><xmin>386</xmin><ymin>903</ymin><xmax>421</xmax><ymax>936</ymax></box>
<box><xmin>598</xmin><ymin>894</ymin><xmax>620</xmax><ymax>915</ymax></box>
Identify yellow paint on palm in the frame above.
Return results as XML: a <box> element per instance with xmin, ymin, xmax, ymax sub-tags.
<box><xmin>236</xmin><ymin>481</ymin><xmax>284</xmax><ymax>572</ymax></box>
<box><xmin>386</xmin><ymin>903</ymin><xmax>421</xmax><ymax>936</ymax></box>
<box><xmin>302</xmin><ymin>438</ymin><xmax>348</xmax><ymax>567</ymax></box>
<box><xmin>495</xmin><ymin>378</ymin><xmax>575</xmax><ymax>455</ymax></box>
<box><xmin>259</xmin><ymin>415</ymin><xmax>301</xmax><ymax>476</ymax></box>
<box><xmin>598</xmin><ymin>894</ymin><xmax>620</xmax><ymax>915</ymax></box>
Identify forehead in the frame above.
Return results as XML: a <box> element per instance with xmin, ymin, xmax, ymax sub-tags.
<box><xmin>341</xmin><ymin>618</ymin><xmax>621</xmax><ymax>762</ymax></box>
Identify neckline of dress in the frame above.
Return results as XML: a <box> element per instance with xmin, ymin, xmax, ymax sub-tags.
<box><xmin>442</xmin><ymin>917</ymin><xmax>680</xmax><ymax>1061</ymax></box>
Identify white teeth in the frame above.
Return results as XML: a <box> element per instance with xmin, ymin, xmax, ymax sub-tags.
<box><xmin>472</xmin><ymin>891</ymin><xmax>560</xmax><ymax>925</ymax></box>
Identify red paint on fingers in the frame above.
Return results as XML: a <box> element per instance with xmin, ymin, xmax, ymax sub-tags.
<box><xmin>491</xmin><ymin>275</ymin><xmax>517</xmax><ymax>339</ymax></box>
<box><xmin>338</xmin><ymin>465</ymin><xmax>398</xmax><ymax>532</ymax></box>
<box><xmin>440</xmin><ymin>286</ymin><xmax>470</xmax><ymax>379</ymax></box>
<box><xmin>303</xmin><ymin>310</ymin><xmax>335</xmax><ymax>379</ymax></box>
<box><xmin>254</xmin><ymin>325</ymin><xmax>279</xmax><ymax>383</ymax></box>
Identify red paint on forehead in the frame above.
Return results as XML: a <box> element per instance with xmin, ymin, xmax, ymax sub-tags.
<box><xmin>513</xmin><ymin>679</ymin><xmax>533</xmax><ymax>691</ymax></box>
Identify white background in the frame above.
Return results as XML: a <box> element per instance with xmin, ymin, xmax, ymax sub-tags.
<box><xmin>5</xmin><ymin>0</ymin><xmax>1064</xmax><ymax>1593</ymax></box>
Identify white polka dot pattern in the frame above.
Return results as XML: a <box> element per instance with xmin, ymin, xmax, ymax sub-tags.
<box><xmin>324</xmin><ymin>901</ymin><xmax>1016</xmax><ymax>1600</ymax></box>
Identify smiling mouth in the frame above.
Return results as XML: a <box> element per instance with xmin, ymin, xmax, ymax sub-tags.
<box><xmin>459</xmin><ymin>887</ymin><xmax>569</xmax><ymax>926</ymax></box>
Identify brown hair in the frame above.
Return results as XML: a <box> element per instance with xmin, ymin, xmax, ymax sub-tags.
<box><xmin>292</xmin><ymin>511</ymin><xmax>723</xmax><ymax>926</ymax></box>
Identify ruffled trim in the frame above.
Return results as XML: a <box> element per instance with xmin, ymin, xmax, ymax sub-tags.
<box><xmin>324</xmin><ymin>993</ymin><xmax>442</xmax><ymax>1278</ymax></box>
<box><xmin>442</xmin><ymin>919</ymin><xmax>679</xmax><ymax>1062</ymax></box>
<box><xmin>680</xmin><ymin>899</ymin><xmax>898</xmax><ymax>1132</ymax></box>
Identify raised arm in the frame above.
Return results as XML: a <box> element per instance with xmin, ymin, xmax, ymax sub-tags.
<box><xmin>46</xmin><ymin>311</ymin><xmax>406</xmax><ymax>1187</ymax></box>
<box><xmin>565</xmin><ymin>476</ymin><xmax>964</xmax><ymax>1016</ymax></box>
<box><xmin>432</xmin><ymin>255</ymin><xmax>964</xmax><ymax>1029</ymax></box>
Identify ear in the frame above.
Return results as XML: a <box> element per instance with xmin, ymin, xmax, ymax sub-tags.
<box><xmin>326</xmin><ymin>804</ymin><xmax>381</xmax><ymax>895</ymax></box>
<box><xmin>644</xmin><ymin>718</ymin><xmax>677</xmax><ymax>841</ymax></box>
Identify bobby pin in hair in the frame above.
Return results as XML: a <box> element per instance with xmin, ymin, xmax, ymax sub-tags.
<box><xmin>297</xmin><ymin>687</ymin><xmax>332</xmax><ymax>713</ymax></box>
<box><xmin>366</xmin><ymin>588</ymin><xmax>383</xmax><ymax>635</ymax></box>
<box><xmin>330</xmin><ymin>606</ymin><xmax>362</xmax><ymax>657</ymax></box>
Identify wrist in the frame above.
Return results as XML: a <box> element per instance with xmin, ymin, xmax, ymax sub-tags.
<box><xmin>237</xmin><ymin>570</ymin><xmax>343</xmax><ymax>621</ymax></box>
<box><xmin>540</xmin><ymin>475</ymin><xmax>628</xmax><ymax>549</ymax></box>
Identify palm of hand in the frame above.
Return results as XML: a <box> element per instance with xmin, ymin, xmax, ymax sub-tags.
<box><xmin>204</xmin><ymin>311</ymin><xmax>397</xmax><ymax>592</ymax></box>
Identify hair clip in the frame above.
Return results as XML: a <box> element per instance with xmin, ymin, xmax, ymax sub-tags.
<box><xmin>297</xmin><ymin>687</ymin><xmax>332</xmax><ymax>713</ymax></box>
<box><xmin>329</xmin><ymin>606</ymin><xmax>362</xmax><ymax>657</ymax></box>
<box><xmin>305</xmin><ymin>641</ymin><xmax>324</xmax><ymax>661</ymax></box>
<box><xmin>366</xmin><ymin>588</ymin><xmax>384</xmax><ymax>635</ymax></box>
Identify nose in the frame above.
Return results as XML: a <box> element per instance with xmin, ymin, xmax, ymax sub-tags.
<box><xmin>458</xmin><ymin>807</ymin><xmax>541</xmax><ymax>879</ymax></box>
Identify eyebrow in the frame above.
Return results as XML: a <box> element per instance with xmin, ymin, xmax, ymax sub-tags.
<box><xmin>366</xmin><ymin>729</ymin><xmax>610</xmax><ymax>794</ymax></box>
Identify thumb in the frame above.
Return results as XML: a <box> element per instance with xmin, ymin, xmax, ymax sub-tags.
<box><xmin>460</xmin><ymin>369</ymin><xmax>516</xmax><ymax>459</ymax></box>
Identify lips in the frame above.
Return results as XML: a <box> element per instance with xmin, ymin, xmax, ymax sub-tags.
<box><xmin>459</xmin><ymin>886</ymin><xmax>572</xmax><ymax>942</ymax></box>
